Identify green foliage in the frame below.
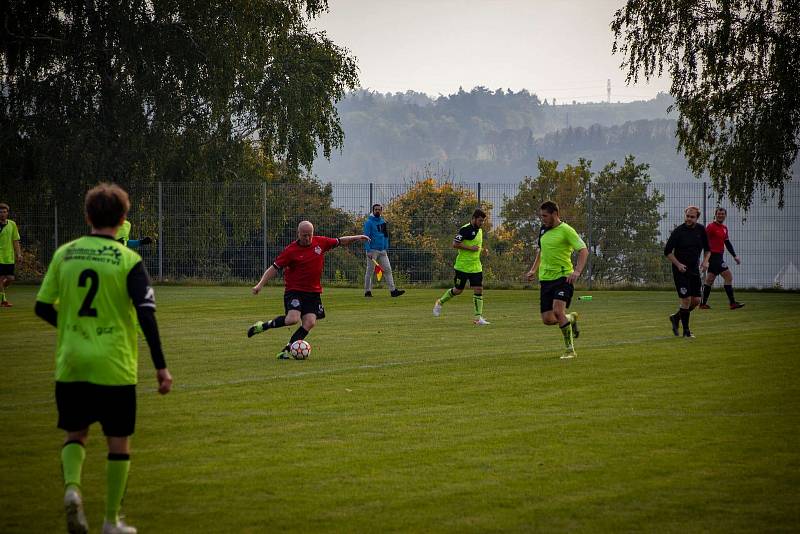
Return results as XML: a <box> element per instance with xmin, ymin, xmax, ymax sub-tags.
<box><xmin>501</xmin><ymin>157</ymin><xmax>666</xmax><ymax>285</ymax></box>
<box><xmin>612</xmin><ymin>0</ymin><xmax>800</xmax><ymax>209</ymax></box>
<box><xmin>383</xmin><ymin>167</ymin><xmax>490</xmax><ymax>282</ymax></box>
<box><xmin>1</xmin><ymin>0</ymin><xmax>359</xmax><ymax>195</ymax></box>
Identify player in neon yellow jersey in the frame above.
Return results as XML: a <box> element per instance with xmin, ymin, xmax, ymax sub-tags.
<box><xmin>433</xmin><ymin>208</ymin><xmax>490</xmax><ymax>325</ymax></box>
<box><xmin>115</xmin><ymin>219</ymin><xmax>153</xmax><ymax>250</ymax></box>
<box><xmin>526</xmin><ymin>201</ymin><xmax>588</xmax><ymax>359</ymax></box>
<box><xmin>35</xmin><ymin>183</ymin><xmax>172</xmax><ymax>534</ymax></box>
<box><xmin>0</xmin><ymin>202</ymin><xmax>22</xmax><ymax>307</ymax></box>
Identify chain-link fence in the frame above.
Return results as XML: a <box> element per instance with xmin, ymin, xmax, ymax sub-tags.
<box><xmin>5</xmin><ymin>181</ymin><xmax>799</xmax><ymax>289</ymax></box>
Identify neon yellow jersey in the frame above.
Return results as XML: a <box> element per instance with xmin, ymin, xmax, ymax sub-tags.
<box><xmin>37</xmin><ymin>235</ymin><xmax>144</xmax><ymax>385</ymax></box>
<box><xmin>0</xmin><ymin>219</ymin><xmax>20</xmax><ymax>264</ymax></box>
<box><xmin>115</xmin><ymin>220</ymin><xmax>131</xmax><ymax>247</ymax></box>
<box><xmin>537</xmin><ymin>222</ymin><xmax>586</xmax><ymax>281</ymax></box>
<box><xmin>453</xmin><ymin>223</ymin><xmax>483</xmax><ymax>273</ymax></box>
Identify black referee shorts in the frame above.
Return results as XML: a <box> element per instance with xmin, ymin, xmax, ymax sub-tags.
<box><xmin>672</xmin><ymin>268</ymin><xmax>702</xmax><ymax>298</ymax></box>
<box><xmin>55</xmin><ymin>382</ymin><xmax>137</xmax><ymax>437</ymax></box>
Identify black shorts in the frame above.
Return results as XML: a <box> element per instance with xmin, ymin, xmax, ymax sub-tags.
<box><xmin>55</xmin><ymin>382</ymin><xmax>137</xmax><ymax>437</ymax></box>
<box><xmin>0</xmin><ymin>263</ymin><xmax>14</xmax><ymax>277</ymax></box>
<box><xmin>284</xmin><ymin>291</ymin><xmax>326</xmax><ymax>319</ymax></box>
<box><xmin>539</xmin><ymin>277</ymin><xmax>574</xmax><ymax>313</ymax></box>
<box><xmin>454</xmin><ymin>270</ymin><xmax>483</xmax><ymax>290</ymax></box>
<box><xmin>672</xmin><ymin>268</ymin><xmax>702</xmax><ymax>298</ymax></box>
<box><xmin>708</xmin><ymin>253</ymin><xmax>729</xmax><ymax>275</ymax></box>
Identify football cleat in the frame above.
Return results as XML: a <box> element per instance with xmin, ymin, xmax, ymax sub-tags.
<box><xmin>0</xmin><ymin>300</ymin><xmax>12</xmax><ymax>307</ymax></box>
<box><xmin>683</xmin><ymin>330</ymin><xmax>696</xmax><ymax>338</ymax></box>
<box><xmin>364</xmin><ymin>291</ymin><xmax>372</xmax><ymax>297</ymax></box>
<box><xmin>433</xmin><ymin>300</ymin><xmax>442</xmax><ymax>317</ymax></box>
<box><xmin>102</xmin><ymin>519</ymin><xmax>137</xmax><ymax>534</ymax></box>
<box><xmin>570</xmin><ymin>312</ymin><xmax>580</xmax><ymax>339</ymax></box>
<box><xmin>698</xmin><ymin>303</ymin><xmax>711</xmax><ymax>309</ymax></box>
<box><xmin>560</xmin><ymin>347</ymin><xmax>577</xmax><ymax>359</ymax></box>
<box><xmin>669</xmin><ymin>314</ymin><xmax>680</xmax><ymax>336</ymax></box>
<box><xmin>276</xmin><ymin>350</ymin><xmax>291</xmax><ymax>360</ymax></box>
<box><xmin>247</xmin><ymin>322</ymin><xmax>264</xmax><ymax>338</ymax></box>
<box><xmin>64</xmin><ymin>487</ymin><xmax>89</xmax><ymax>534</ymax></box>
<box><xmin>729</xmin><ymin>302</ymin><xmax>745</xmax><ymax>310</ymax></box>
<box><xmin>473</xmin><ymin>316</ymin><xmax>490</xmax><ymax>325</ymax></box>
<box><xmin>390</xmin><ymin>289</ymin><xmax>405</xmax><ymax>297</ymax></box>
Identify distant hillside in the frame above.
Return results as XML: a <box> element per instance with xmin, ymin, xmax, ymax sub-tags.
<box><xmin>313</xmin><ymin>88</ymin><xmax>697</xmax><ymax>183</ymax></box>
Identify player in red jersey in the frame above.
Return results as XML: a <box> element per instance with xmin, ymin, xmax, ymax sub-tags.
<box><xmin>700</xmin><ymin>207</ymin><xmax>744</xmax><ymax>310</ymax></box>
<box><xmin>247</xmin><ymin>220</ymin><xmax>370</xmax><ymax>359</ymax></box>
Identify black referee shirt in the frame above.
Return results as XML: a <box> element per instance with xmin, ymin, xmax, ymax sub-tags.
<box><xmin>664</xmin><ymin>223</ymin><xmax>710</xmax><ymax>273</ymax></box>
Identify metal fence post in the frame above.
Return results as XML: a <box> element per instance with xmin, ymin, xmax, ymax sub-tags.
<box><xmin>158</xmin><ymin>182</ymin><xmax>163</xmax><ymax>282</ymax></box>
<box><xmin>369</xmin><ymin>182</ymin><xmax>373</xmax><ymax>209</ymax></box>
<box><xmin>586</xmin><ymin>181</ymin><xmax>593</xmax><ymax>290</ymax></box>
<box><xmin>702</xmin><ymin>182</ymin><xmax>707</xmax><ymax>224</ymax></box>
<box><xmin>262</xmin><ymin>181</ymin><xmax>267</xmax><ymax>271</ymax></box>
<box><xmin>54</xmin><ymin>202</ymin><xmax>58</xmax><ymax>250</ymax></box>
<box><xmin>477</xmin><ymin>182</ymin><xmax>481</xmax><ymax>206</ymax></box>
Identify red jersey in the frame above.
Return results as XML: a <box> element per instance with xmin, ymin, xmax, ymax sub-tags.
<box><xmin>706</xmin><ymin>221</ymin><xmax>729</xmax><ymax>254</ymax></box>
<box><xmin>273</xmin><ymin>236</ymin><xmax>339</xmax><ymax>293</ymax></box>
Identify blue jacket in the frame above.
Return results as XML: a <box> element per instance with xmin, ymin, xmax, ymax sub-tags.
<box><xmin>363</xmin><ymin>215</ymin><xmax>390</xmax><ymax>251</ymax></box>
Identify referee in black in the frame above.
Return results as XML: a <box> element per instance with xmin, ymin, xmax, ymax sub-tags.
<box><xmin>664</xmin><ymin>205</ymin><xmax>711</xmax><ymax>338</ymax></box>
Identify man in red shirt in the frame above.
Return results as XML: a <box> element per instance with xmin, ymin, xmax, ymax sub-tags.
<box><xmin>247</xmin><ymin>220</ymin><xmax>370</xmax><ymax>359</ymax></box>
<box><xmin>701</xmin><ymin>207</ymin><xmax>744</xmax><ymax>310</ymax></box>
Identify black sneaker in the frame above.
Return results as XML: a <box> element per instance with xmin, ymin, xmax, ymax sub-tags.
<box><xmin>669</xmin><ymin>314</ymin><xmax>680</xmax><ymax>336</ymax></box>
<box><xmin>364</xmin><ymin>291</ymin><xmax>373</xmax><ymax>297</ymax></box>
<box><xmin>729</xmin><ymin>302</ymin><xmax>745</xmax><ymax>310</ymax></box>
<box><xmin>390</xmin><ymin>289</ymin><xmax>405</xmax><ymax>297</ymax></box>
<box><xmin>683</xmin><ymin>330</ymin><xmax>696</xmax><ymax>338</ymax></box>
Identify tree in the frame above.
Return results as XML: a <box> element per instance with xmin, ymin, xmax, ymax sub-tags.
<box><xmin>612</xmin><ymin>0</ymin><xmax>800</xmax><ymax>209</ymax></box>
<box><xmin>384</xmin><ymin>165</ymin><xmax>489</xmax><ymax>283</ymax></box>
<box><xmin>501</xmin><ymin>157</ymin><xmax>666</xmax><ymax>286</ymax></box>
<box><xmin>1</xmin><ymin>0</ymin><xmax>358</xmax><ymax>196</ymax></box>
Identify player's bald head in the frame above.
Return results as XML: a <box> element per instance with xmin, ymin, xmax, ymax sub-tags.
<box><xmin>298</xmin><ymin>221</ymin><xmax>314</xmax><ymax>233</ymax></box>
<box><xmin>297</xmin><ymin>220</ymin><xmax>314</xmax><ymax>245</ymax></box>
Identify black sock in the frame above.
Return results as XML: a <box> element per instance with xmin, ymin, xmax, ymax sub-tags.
<box><xmin>290</xmin><ymin>327</ymin><xmax>308</xmax><ymax>344</ymax></box>
<box><xmin>724</xmin><ymin>285</ymin><xmax>735</xmax><ymax>304</ymax></box>
<box><xmin>265</xmin><ymin>316</ymin><xmax>286</xmax><ymax>329</ymax></box>
<box><xmin>702</xmin><ymin>284</ymin><xmax>712</xmax><ymax>304</ymax></box>
<box><xmin>679</xmin><ymin>308</ymin><xmax>691</xmax><ymax>332</ymax></box>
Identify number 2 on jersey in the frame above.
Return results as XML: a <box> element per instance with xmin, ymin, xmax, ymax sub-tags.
<box><xmin>78</xmin><ymin>269</ymin><xmax>99</xmax><ymax>317</ymax></box>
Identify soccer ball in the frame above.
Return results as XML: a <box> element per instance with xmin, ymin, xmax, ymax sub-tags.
<box><xmin>289</xmin><ymin>339</ymin><xmax>311</xmax><ymax>360</ymax></box>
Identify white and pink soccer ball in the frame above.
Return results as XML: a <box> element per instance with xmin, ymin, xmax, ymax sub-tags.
<box><xmin>289</xmin><ymin>339</ymin><xmax>311</xmax><ymax>360</ymax></box>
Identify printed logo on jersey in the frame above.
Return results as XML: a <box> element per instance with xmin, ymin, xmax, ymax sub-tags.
<box><xmin>454</xmin><ymin>233</ymin><xmax>463</xmax><ymax>242</ymax></box>
<box><xmin>290</xmin><ymin>298</ymin><xmax>301</xmax><ymax>308</ymax></box>
<box><xmin>64</xmin><ymin>243</ymin><xmax>123</xmax><ymax>266</ymax></box>
<box><xmin>314</xmin><ymin>245</ymin><xmax>322</xmax><ymax>255</ymax></box>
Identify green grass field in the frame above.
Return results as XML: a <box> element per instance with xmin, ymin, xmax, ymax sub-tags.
<box><xmin>2</xmin><ymin>285</ymin><xmax>799</xmax><ymax>533</ymax></box>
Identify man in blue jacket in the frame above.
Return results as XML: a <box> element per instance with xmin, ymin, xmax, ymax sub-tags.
<box><xmin>363</xmin><ymin>204</ymin><xmax>405</xmax><ymax>297</ymax></box>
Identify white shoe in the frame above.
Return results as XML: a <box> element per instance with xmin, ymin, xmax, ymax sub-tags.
<box><xmin>473</xmin><ymin>316</ymin><xmax>490</xmax><ymax>325</ymax></box>
<box><xmin>433</xmin><ymin>300</ymin><xmax>442</xmax><ymax>317</ymax></box>
<box><xmin>560</xmin><ymin>347</ymin><xmax>577</xmax><ymax>359</ymax></box>
<box><xmin>64</xmin><ymin>487</ymin><xmax>89</xmax><ymax>534</ymax></box>
<box><xmin>103</xmin><ymin>519</ymin><xmax>137</xmax><ymax>534</ymax></box>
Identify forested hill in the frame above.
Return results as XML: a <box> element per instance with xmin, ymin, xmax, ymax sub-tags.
<box><xmin>312</xmin><ymin>88</ymin><xmax>697</xmax><ymax>183</ymax></box>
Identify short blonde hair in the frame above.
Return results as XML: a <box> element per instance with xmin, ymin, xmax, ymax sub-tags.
<box><xmin>685</xmin><ymin>205</ymin><xmax>701</xmax><ymax>217</ymax></box>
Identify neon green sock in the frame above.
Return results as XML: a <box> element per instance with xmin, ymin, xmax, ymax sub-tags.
<box><xmin>106</xmin><ymin>456</ymin><xmax>131</xmax><ymax>523</ymax></box>
<box><xmin>439</xmin><ymin>288</ymin><xmax>455</xmax><ymax>304</ymax></box>
<box><xmin>473</xmin><ymin>294</ymin><xmax>483</xmax><ymax>316</ymax></box>
<box><xmin>560</xmin><ymin>322</ymin><xmax>573</xmax><ymax>349</ymax></box>
<box><xmin>61</xmin><ymin>442</ymin><xmax>86</xmax><ymax>490</ymax></box>
<box><xmin>0</xmin><ymin>289</ymin><xmax>6</xmax><ymax>301</ymax></box>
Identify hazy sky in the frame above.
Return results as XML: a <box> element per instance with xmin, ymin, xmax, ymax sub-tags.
<box><xmin>311</xmin><ymin>0</ymin><xmax>671</xmax><ymax>103</ymax></box>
